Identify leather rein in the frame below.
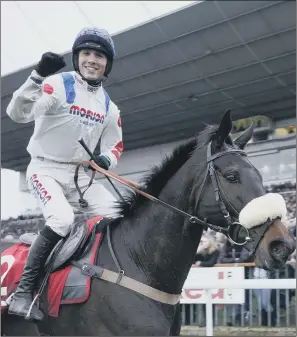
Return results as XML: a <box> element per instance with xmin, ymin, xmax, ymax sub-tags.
<box><xmin>74</xmin><ymin>141</ymin><xmax>252</xmax><ymax>245</ymax></box>
<box><xmin>72</xmin><ymin>141</ymin><xmax>269</xmax><ymax>305</ymax></box>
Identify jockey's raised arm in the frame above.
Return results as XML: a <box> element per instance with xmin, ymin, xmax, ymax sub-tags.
<box><xmin>6</xmin><ymin>26</ymin><xmax>123</xmax><ymax>322</ymax></box>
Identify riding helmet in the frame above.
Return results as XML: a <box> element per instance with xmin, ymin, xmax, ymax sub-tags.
<box><xmin>72</xmin><ymin>27</ymin><xmax>116</xmax><ymax>83</ymax></box>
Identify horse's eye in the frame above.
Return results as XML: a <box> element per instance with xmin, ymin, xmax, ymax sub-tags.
<box><xmin>226</xmin><ymin>174</ymin><xmax>238</xmax><ymax>183</ymax></box>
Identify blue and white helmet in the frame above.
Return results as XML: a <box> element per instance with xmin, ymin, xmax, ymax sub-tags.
<box><xmin>72</xmin><ymin>27</ymin><xmax>116</xmax><ymax>78</ymax></box>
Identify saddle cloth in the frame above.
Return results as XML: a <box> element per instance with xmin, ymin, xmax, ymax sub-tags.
<box><xmin>1</xmin><ymin>216</ymin><xmax>106</xmax><ymax>317</ymax></box>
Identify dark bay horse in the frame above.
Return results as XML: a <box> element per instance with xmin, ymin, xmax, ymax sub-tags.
<box><xmin>2</xmin><ymin>110</ymin><xmax>295</xmax><ymax>336</ymax></box>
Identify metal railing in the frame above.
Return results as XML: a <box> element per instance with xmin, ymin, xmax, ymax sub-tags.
<box><xmin>180</xmin><ymin>262</ymin><xmax>296</xmax><ymax>329</ymax></box>
<box><xmin>201</xmin><ymin>278</ymin><xmax>295</xmax><ymax>336</ymax></box>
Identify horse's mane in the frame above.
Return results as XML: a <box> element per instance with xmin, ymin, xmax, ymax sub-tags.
<box><xmin>115</xmin><ymin>124</ymin><xmax>220</xmax><ymax>217</ymax></box>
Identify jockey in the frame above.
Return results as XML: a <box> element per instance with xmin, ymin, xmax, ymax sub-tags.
<box><xmin>6</xmin><ymin>27</ymin><xmax>123</xmax><ymax>321</ymax></box>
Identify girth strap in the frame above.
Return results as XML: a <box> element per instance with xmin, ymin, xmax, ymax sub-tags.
<box><xmin>71</xmin><ymin>260</ymin><xmax>181</xmax><ymax>305</ymax></box>
<box><xmin>71</xmin><ymin>222</ymin><xmax>181</xmax><ymax>306</ymax></box>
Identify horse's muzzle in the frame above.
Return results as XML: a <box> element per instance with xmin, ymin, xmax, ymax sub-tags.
<box><xmin>269</xmin><ymin>237</ymin><xmax>295</xmax><ymax>262</ymax></box>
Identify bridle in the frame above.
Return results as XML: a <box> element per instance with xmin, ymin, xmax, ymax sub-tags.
<box><xmin>194</xmin><ymin>141</ymin><xmax>273</xmax><ymax>255</ymax></box>
<box><xmin>75</xmin><ymin>139</ymin><xmax>272</xmax><ymax>256</ymax></box>
<box><xmin>193</xmin><ymin>141</ymin><xmax>250</xmax><ymax>242</ymax></box>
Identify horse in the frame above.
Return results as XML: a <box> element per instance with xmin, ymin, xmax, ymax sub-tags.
<box><xmin>2</xmin><ymin>110</ymin><xmax>295</xmax><ymax>336</ymax></box>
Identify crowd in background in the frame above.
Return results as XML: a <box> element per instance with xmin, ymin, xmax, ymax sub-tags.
<box><xmin>1</xmin><ymin>212</ymin><xmax>89</xmax><ymax>241</ymax></box>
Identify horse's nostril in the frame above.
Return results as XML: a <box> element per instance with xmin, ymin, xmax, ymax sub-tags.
<box><xmin>269</xmin><ymin>240</ymin><xmax>291</xmax><ymax>260</ymax></box>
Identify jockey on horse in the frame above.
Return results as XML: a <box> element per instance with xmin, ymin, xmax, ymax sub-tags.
<box><xmin>6</xmin><ymin>27</ymin><xmax>123</xmax><ymax>321</ymax></box>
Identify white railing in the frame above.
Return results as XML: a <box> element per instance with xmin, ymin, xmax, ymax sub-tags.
<box><xmin>201</xmin><ymin>278</ymin><xmax>296</xmax><ymax>336</ymax></box>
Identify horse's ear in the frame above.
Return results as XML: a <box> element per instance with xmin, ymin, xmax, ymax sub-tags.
<box><xmin>234</xmin><ymin>120</ymin><xmax>255</xmax><ymax>149</ymax></box>
<box><xmin>214</xmin><ymin>109</ymin><xmax>233</xmax><ymax>148</ymax></box>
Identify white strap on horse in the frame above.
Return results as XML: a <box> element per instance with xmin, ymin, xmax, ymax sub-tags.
<box><xmin>99</xmin><ymin>268</ymin><xmax>181</xmax><ymax>305</ymax></box>
<box><xmin>73</xmin><ymin>260</ymin><xmax>181</xmax><ymax>305</ymax></box>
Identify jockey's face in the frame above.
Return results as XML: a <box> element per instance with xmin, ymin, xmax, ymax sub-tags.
<box><xmin>78</xmin><ymin>49</ymin><xmax>107</xmax><ymax>80</ymax></box>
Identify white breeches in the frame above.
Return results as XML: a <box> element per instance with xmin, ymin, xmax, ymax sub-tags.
<box><xmin>26</xmin><ymin>157</ymin><xmax>119</xmax><ymax>237</ymax></box>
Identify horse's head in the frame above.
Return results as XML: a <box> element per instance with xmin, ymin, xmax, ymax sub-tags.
<box><xmin>191</xmin><ymin>110</ymin><xmax>295</xmax><ymax>270</ymax></box>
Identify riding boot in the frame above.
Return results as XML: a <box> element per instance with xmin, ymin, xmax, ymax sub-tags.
<box><xmin>8</xmin><ymin>226</ymin><xmax>62</xmax><ymax>321</ymax></box>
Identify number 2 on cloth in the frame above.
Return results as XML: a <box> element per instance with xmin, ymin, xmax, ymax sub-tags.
<box><xmin>1</xmin><ymin>255</ymin><xmax>16</xmax><ymax>307</ymax></box>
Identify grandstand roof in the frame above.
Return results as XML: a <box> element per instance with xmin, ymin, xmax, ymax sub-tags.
<box><xmin>1</xmin><ymin>0</ymin><xmax>296</xmax><ymax>172</ymax></box>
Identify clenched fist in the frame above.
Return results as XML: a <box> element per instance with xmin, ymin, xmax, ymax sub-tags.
<box><xmin>35</xmin><ymin>52</ymin><xmax>66</xmax><ymax>77</ymax></box>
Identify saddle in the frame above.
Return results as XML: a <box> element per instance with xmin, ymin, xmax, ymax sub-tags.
<box><xmin>19</xmin><ymin>217</ymin><xmax>112</xmax><ymax>272</ymax></box>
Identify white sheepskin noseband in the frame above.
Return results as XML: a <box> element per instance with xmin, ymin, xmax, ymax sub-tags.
<box><xmin>239</xmin><ymin>193</ymin><xmax>287</xmax><ymax>229</ymax></box>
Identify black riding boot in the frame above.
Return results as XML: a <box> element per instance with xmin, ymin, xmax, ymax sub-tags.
<box><xmin>8</xmin><ymin>226</ymin><xmax>62</xmax><ymax>321</ymax></box>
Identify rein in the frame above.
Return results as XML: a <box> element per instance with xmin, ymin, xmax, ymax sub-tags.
<box><xmin>74</xmin><ymin>157</ymin><xmax>251</xmax><ymax>247</ymax></box>
<box><xmin>74</xmin><ymin>138</ymin><xmax>240</xmax><ymax>235</ymax></box>
<box><xmin>71</xmin><ymin>140</ymin><xmax>272</xmax><ymax>306</ymax></box>
<box><xmin>75</xmin><ymin>139</ymin><xmax>271</xmax><ymax>251</ymax></box>
<box><xmin>74</xmin><ymin>160</ymin><xmax>211</xmax><ymax>229</ymax></box>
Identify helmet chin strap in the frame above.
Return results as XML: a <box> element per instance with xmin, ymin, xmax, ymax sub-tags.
<box><xmin>79</xmin><ymin>72</ymin><xmax>107</xmax><ymax>87</ymax></box>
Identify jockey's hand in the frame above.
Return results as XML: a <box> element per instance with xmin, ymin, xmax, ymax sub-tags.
<box><xmin>35</xmin><ymin>52</ymin><xmax>66</xmax><ymax>77</ymax></box>
<box><xmin>90</xmin><ymin>155</ymin><xmax>110</xmax><ymax>171</ymax></box>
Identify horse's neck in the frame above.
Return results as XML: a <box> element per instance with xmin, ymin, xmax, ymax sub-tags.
<box><xmin>119</xmin><ymin>161</ymin><xmax>203</xmax><ymax>294</ymax></box>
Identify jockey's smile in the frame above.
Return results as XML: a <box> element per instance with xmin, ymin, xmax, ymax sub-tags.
<box><xmin>78</xmin><ymin>49</ymin><xmax>107</xmax><ymax>81</ymax></box>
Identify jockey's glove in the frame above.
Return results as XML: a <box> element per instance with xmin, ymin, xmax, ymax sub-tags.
<box><xmin>91</xmin><ymin>155</ymin><xmax>111</xmax><ymax>171</ymax></box>
<box><xmin>35</xmin><ymin>52</ymin><xmax>66</xmax><ymax>77</ymax></box>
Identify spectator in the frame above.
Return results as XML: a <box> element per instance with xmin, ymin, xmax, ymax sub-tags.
<box><xmin>195</xmin><ymin>234</ymin><xmax>220</xmax><ymax>267</ymax></box>
<box><xmin>195</xmin><ymin>234</ymin><xmax>220</xmax><ymax>327</ymax></box>
<box><xmin>219</xmin><ymin>241</ymin><xmax>253</xmax><ymax>326</ymax></box>
<box><xmin>218</xmin><ymin>239</ymin><xmax>242</xmax><ymax>264</ymax></box>
<box><xmin>253</xmin><ymin>267</ymin><xmax>275</xmax><ymax>326</ymax></box>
